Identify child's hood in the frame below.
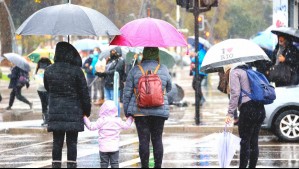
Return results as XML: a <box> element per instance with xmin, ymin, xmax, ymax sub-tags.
<box><xmin>99</xmin><ymin>100</ymin><xmax>118</xmax><ymax>117</ymax></box>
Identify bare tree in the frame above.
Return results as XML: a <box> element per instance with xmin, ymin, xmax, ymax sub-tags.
<box><xmin>0</xmin><ymin>0</ymin><xmax>12</xmax><ymax>56</ymax></box>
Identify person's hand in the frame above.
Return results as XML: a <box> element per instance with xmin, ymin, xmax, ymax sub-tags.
<box><xmin>279</xmin><ymin>55</ymin><xmax>286</xmax><ymax>63</ymax></box>
<box><xmin>89</xmin><ymin>66</ymin><xmax>93</xmax><ymax>70</ymax></box>
<box><xmin>85</xmin><ymin>63</ymin><xmax>89</xmax><ymax>67</ymax></box>
<box><xmin>225</xmin><ymin>115</ymin><xmax>233</xmax><ymax>125</ymax></box>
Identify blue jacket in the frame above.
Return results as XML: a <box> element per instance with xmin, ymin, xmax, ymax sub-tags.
<box><xmin>192</xmin><ymin>44</ymin><xmax>207</xmax><ymax>76</ymax></box>
<box><xmin>123</xmin><ymin>60</ymin><xmax>172</xmax><ymax>119</ymax></box>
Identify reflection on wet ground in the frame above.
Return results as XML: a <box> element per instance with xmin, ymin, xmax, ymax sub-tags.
<box><xmin>0</xmin><ymin>132</ymin><xmax>298</xmax><ymax>168</ymax></box>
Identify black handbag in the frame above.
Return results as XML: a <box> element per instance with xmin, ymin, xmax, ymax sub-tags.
<box><xmin>269</xmin><ymin>63</ymin><xmax>292</xmax><ymax>84</ymax></box>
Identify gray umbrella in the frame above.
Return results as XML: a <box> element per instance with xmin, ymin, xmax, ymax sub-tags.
<box><xmin>3</xmin><ymin>53</ymin><xmax>31</xmax><ymax>72</ymax></box>
<box><xmin>271</xmin><ymin>27</ymin><xmax>299</xmax><ymax>42</ymax></box>
<box><xmin>16</xmin><ymin>3</ymin><xmax>120</xmax><ymax>37</ymax></box>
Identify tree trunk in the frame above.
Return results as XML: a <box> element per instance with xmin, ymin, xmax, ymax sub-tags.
<box><xmin>108</xmin><ymin>0</ymin><xmax>116</xmax><ymax>23</ymax></box>
<box><xmin>0</xmin><ymin>0</ymin><xmax>12</xmax><ymax>56</ymax></box>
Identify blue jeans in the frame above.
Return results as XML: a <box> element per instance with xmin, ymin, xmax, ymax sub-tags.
<box><xmin>104</xmin><ymin>88</ymin><xmax>120</xmax><ymax>115</ymax></box>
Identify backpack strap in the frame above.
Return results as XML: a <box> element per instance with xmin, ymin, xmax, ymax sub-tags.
<box><xmin>137</xmin><ymin>65</ymin><xmax>146</xmax><ymax>75</ymax></box>
<box><xmin>154</xmin><ymin>64</ymin><xmax>161</xmax><ymax>74</ymax></box>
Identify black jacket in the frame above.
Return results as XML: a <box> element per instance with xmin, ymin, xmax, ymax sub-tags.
<box><xmin>8</xmin><ymin>66</ymin><xmax>28</xmax><ymax>89</ymax></box>
<box><xmin>101</xmin><ymin>58</ymin><xmax>126</xmax><ymax>90</ymax></box>
<box><xmin>44</xmin><ymin>42</ymin><xmax>91</xmax><ymax>132</ymax></box>
<box><xmin>272</xmin><ymin>43</ymin><xmax>299</xmax><ymax>73</ymax></box>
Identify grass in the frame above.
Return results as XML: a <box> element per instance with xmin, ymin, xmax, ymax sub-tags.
<box><xmin>0</xmin><ymin>74</ymin><xmax>10</xmax><ymax>81</ymax></box>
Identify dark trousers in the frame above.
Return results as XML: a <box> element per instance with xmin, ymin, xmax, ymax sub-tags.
<box><xmin>37</xmin><ymin>91</ymin><xmax>49</xmax><ymax>123</ymax></box>
<box><xmin>238</xmin><ymin>101</ymin><xmax>266</xmax><ymax>168</ymax></box>
<box><xmin>9</xmin><ymin>86</ymin><xmax>30</xmax><ymax>107</ymax></box>
<box><xmin>52</xmin><ymin>131</ymin><xmax>78</xmax><ymax>162</ymax></box>
<box><xmin>100</xmin><ymin>151</ymin><xmax>119</xmax><ymax>168</ymax></box>
<box><xmin>135</xmin><ymin>116</ymin><xmax>166</xmax><ymax>168</ymax></box>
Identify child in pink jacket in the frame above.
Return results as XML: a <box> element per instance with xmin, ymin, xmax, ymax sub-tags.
<box><xmin>84</xmin><ymin>100</ymin><xmax>134</xmax><ymax>168</ymax></box>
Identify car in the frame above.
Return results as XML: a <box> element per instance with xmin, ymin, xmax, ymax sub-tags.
<box><xmin>263</xmin><ymin>85</ymin><xmax>299</xmax><ymax>142</ymax></box>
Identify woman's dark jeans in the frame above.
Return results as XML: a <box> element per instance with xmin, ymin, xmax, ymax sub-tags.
<box><xmin>37</xmin><ymin>91</ymin><xmax>49</xmax><ymax>123</ymax></box>
<box><xmin>9</xmin><ymin>86</ymin><xmax>30</xmax><ymax>107</ymax></box>
<box><xmin>238</xmin><ymin>101</ymin><xmax>266</xmax><ymax>168</ymax></box>
<box><xmin>135</xmin><ymin>116</ymin><xmax>166</xmax><ymax>168</ymax></box>
<box><xmin>52</xmin><ymin>131</ymin><xmax>78</xmax><ymax>162</ymax></box>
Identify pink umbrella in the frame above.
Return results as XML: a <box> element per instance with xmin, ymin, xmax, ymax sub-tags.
<box><xmin>110</xmin><ymin>18</ymin><xmax>187</xmax><ymax>47</ymax></box>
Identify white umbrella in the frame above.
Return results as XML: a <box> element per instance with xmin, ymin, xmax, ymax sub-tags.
<box><xmin>201</xmin><ymin>39</ymin><xmax>270</xmax><ymax>73</ymax></box>
<box><xmin>3</xmin><ymin>53</ymin><xmax>31</xmax><ymax>72</ymax></box>
<box><xmin>217</xmin><ymin>127</ymin><xmax>241</xmax><ymax>168</ymax></box>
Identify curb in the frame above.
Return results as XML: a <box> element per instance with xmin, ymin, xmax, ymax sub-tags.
<box><xmin>1</xmin><ymin>125</ymin><xmax>273</xmax><ymax>136</ymax></box>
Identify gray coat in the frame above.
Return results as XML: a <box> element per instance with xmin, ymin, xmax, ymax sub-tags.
<box><xmin>123</xmin><ymin>60</ymin><xmax>172</xmax><ymax>119</ymax></box>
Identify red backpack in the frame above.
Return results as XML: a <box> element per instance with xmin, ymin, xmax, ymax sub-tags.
<box><xmin>134</xmin><ymin>65</ymin><xmax>164</xmax><ymax>108</ymax></box>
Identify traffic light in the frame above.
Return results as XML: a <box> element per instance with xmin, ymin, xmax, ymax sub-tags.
<box><xmin>205</xmin><ymin>31</ymin><xmax>210</xmax><ymax>38</ymax></box>
<box><xmin>177</xmin><ymin>0</ymin><xmax>194</xmax><ymax>12</ymax></box>
<box><xmin>198</xmin><ymin>15</ymin><xmax>205</xmax><ymax>31</ymax></box>
<box><xmin>200</xmin><ymin>0</ymin><xmax>218</xmax><ymax>7</ymax></box>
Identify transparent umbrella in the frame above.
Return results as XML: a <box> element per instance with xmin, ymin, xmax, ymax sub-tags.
<box><xmin>217</xmin><ymin>126</ymin><xmax>241</xmax><ymax>168</ymax></box>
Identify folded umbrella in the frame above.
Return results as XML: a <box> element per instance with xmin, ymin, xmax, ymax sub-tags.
<box><xmin>217</xmin><ymin>127</ymin><xmax>241</xmax><ymax>168</ymax></box>
<box><xmin>201</xmin><ymin>39</ymin><xmax>270</xmax><ymax>73</ymax></box>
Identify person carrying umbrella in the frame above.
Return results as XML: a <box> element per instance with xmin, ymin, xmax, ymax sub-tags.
<box><xmin>6</xmin><ymin>63</ymin><xmax>32</xmax><ymax>111</ymax></box>
<box><xmin>44</xmin><ymin>42</ymin><xmax>91</xmax><ymax>168</ymax></box>
<box><xmin>95</xmin><ymin>47</ymin><xmax>125</xmax><ymax>102</ymax></box>
<box><xmin>225</xmin><ymin>63</ymin><xmax>266</xmax><ymax>168</ymax></box>
<box><xmin>269</xmin><ymin>34</ymin><xmax>299</xmax><ymax>87</ymax></box>
<box><xmin>123</xmin><ymin>47</ymin><xmax>172</xmax><ymax>168</ymax></box>
<box><xmin>35</xmin><ymin>58</ymin><xmax>52</xmax><ymax>126</ymax></box>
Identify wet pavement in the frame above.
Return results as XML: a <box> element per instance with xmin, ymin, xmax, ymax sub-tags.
<box><xmin>1</xmin><ymin>66</ymin><xmax>299</xmax><ymax>168</ymax></box>
<box><xmin>0</xmin><ymin>132</ymin><xmax>299</xmax><ymax>168</ymax></box>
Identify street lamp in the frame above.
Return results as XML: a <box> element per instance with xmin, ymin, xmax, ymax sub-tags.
<box><xmin>0</xmin><ymin>0</ymin><xmax>17</xmax><ymax>53</ymax></box>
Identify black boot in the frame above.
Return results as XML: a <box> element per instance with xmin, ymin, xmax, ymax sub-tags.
<box><xmin>52</xmin><ymin>162</ymin><xmax>61</xmax><ymax>168</ymax></box>
<box><xmin>67</xmin><ymin>161</ymin><xmax>77</xmax><ymax>168</ymax></box>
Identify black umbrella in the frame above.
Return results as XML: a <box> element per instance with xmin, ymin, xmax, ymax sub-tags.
<box><xmin>271</xmin><ymin>27</ymin><xmax>299</xmax><ymax>42</ymax></box>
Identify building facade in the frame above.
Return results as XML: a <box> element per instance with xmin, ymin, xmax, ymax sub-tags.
<box><xmin>289</xmin><ymin>0</ymin><xmax>299</xmax><ymax>28</ymax></box>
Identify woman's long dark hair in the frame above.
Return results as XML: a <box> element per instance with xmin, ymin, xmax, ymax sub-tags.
<box><xmin>36</xmin><ymin>58</ymin><xmax>52</xmax><ymax>74</ymax></box>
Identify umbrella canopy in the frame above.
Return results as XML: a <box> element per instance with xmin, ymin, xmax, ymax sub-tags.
<box><xmin>16</xmin><ymin>3</ymin><xmax>120</xmax><ymax>36</ymax></box>
<box><xmin>73</xmin><ymin>39</ymin><xmax>102</xmax><ymax>51</ymax></box>
<box><xmin>217</xmin><ymin>129</ymin><xmax>241</xmax><ymax>168</ymax></box>
<box><xmin>27</xmin><ymin>48</ymin><xmax>54</xmax><ymax>63</ymax></box>
<box><xmin>252</xmin><ymin>30</ymin><xmax>278</xmax><ymax>51</ymax></box>
<box><xmin>125</xmin><ymin>48</ymin><xmax>176</xmax><ymax>69</ymax></box>
<box><xmin>188</xmin><ymin>36</ymin><xmax>212</xmax><ymax>49</ymax></box>
<box><xmin>167</xmin><ymin>83</ymin><xmax>185</xmax><ymax>104</ymax></box>
<box><xmin>99</xmin><ymin>46</ymin><xmax>129</xmax><ymax>60</ymax></box>
<box><xmin>271</xmin><ymin>27</ymin><xmax>299</xmax><ymax>42</ymax></box>
<box><xmin>110</xmin><ymin>17</ymin><xmax>187</xmax><ymax>47</ymax></box>
<box><xmin>201</xmin><ymin>39</ymin><xmax>270</xmax><ymax>73</ymax></box>
<box><xmin>0</xmin><ymin>56</ymin><xmax>4</xmax><ymax>63</ymax></box>
<box><xmin>3</xmin><ymin>53</ymin><xmax>31</xmax><ymax>72</ymax></box>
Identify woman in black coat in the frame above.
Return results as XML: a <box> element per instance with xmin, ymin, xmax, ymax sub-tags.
<box><xmin>44</xmin><ymin>42</ymin><xmax>91</xmax><ymax>168</ymax></box>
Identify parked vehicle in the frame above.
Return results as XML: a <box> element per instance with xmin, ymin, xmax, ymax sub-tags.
<box><xmin>263</xmin><ymin>85</ymin><xmax>299</xmax><ymax>141</ymax></box>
